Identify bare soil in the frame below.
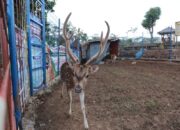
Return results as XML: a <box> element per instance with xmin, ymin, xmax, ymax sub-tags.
<box><xmin>34</xmin><ymin>60</ymin><xmax>180</xmax><ymax>130</ymax></box>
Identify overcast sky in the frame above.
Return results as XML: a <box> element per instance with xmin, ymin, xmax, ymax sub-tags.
<box><xmin>53</xmin><ymin>0</ymin><xmax>180</xmax><ymax>38</ymax></box>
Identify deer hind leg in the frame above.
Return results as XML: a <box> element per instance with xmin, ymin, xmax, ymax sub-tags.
<box><xmin>68</xmin><ymin>89</ymin><xmax>72</xmax><ymax>116</ymax></box>
<box><xmin>61</xmin><ymin>82</ymin><xmax>65</xmax><ymax>98</ymax></box>
<box><xmin>79</xmin><ymin>91</ymin><xmax>89</xmax><ymax>129</ymax></box>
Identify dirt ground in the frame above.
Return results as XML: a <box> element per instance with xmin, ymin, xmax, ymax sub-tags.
<box><xmin>33</xmin><ymin>60</ymin><xmax>180</xmax><ymax>130</ymax></box>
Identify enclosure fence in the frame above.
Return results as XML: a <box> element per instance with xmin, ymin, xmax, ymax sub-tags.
<box><xmin>119</xmin><ymin>33</ymin><xmax>180</xmax><ymax>61</ymax></box>
<box><xmin>0</xmin><ymin>0</ymin><xmax>16</xmax><ymax>129</ymax></box>
<box><xmin>0</xmin><ymin>63</ymin><xmax>16</xmax><ymax>130</ymax></box>
<box><xmin>45</xmin><ymin>3</ymin><xmax>67</xmax><ymax>84</ymax></box>
<box><xmin>1</xmin><ymin>0</ymin><xmax>67</xmax><ymax>129</ymax></box>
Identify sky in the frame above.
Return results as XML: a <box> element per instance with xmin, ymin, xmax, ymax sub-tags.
<box><xmin>52</xmin><ymin>0</ymin><xmax>180</xmax><ymax>38</ymax></box>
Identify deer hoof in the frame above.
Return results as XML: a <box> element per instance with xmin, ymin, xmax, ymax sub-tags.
<box><xmin>68</xmin><ymin>111</ymin><xmax>72</xmax><ymax>117</ymax></box>
<box><xmin>66</xmin><ymin>113</ymin><xmax>71</xmax><ymax>118</ymax></box>
<box><xmin>85</xmin><ymin>126</ymin><xmax>89</xmax><ymax>130</ymax></box>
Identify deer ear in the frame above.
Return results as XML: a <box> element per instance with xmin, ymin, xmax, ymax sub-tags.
<box><xmin>88</xmin><ymin>65</ymin><xmax>99</xmax><ymax>74</ymax></box>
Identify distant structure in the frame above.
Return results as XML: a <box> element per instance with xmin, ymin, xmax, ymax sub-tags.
<box><xmin>158</xmin><ymin>27</ymin><xmax>176</xmax><ymax>48</ymax></box>
<box><xmin>175</xmin><ymin>21</ymin><xmax>180</xmax><ymax>42</ymax></box>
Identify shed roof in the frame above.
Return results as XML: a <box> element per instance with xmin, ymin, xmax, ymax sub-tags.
<box><xmin>158</xmin><ymin>27</ymin><xmax>175</xmax><ymax>35</ymax></box>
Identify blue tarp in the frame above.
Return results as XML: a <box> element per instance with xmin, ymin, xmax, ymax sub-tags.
<box><xmin>135</xmin><ymin>48</ymin><xmax>144</xmax><ymax>60</ymax></box>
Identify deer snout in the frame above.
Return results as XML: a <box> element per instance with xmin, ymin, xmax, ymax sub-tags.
<box><xmin>75</xmin><ymin>85</ymin><xmax>82</xmax><ymax>93</ymax></box>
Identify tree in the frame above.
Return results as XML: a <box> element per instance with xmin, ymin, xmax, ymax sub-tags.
<box><xmin>46</xmin><ymin>25</ymin><xmax>59</xmax><ymax>46</ymax></box>
<box><xmin>45</xmin><ymin>0</ymin><xmax>56</xmax><ymax>40</ymax></box>
<box><xmin>142</xmin><ymin>7</ymin><xmax>161</xmax><ymax>43</ymax></box>
<box><xmin>76</xmin><ymin>28</ymin><xmax>88</xmax><ymax>42</ymax></box>
<box><xmin>45</xmin><ymin>0</ymin><xmax>56</xmax><ymax>13</ymax></box>
<box><xmin>65</xmin><ymin>22</ymin><xmax>88</xmax><ymax>43</ymax></box>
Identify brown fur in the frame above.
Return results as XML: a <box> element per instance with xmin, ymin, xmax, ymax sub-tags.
<box><xmin>61</xmin><ymin>62</ymin><xmax>94</xmax><ymax>91</ymax></box>
<box><xmin>60</xmin><ymin>62</ymin><xmax>74</xmax><ymax>90</ymax></box>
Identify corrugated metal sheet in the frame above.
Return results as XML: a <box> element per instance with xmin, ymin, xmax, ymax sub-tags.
<box><xmin>85</xmin><ymin>40</ymin><xmax>110</xmax><ymax>64</ymax></box>
<box><xmin>158</xmin><ymin>27</ymin><xmax>175</xmax><ymax>35</ymax></box>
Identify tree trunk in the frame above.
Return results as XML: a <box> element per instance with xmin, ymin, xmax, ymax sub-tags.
<box><xmin>150</xmin><ymin>32</ymin><xmax>153</xmax><ymax>44</ymax></box>
<box><xmin>149</xmin><ymin>27</ymin><xmax>154</xmax><ymax>44</ymax></box>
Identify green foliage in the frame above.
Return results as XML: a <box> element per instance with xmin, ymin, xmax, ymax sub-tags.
<box><xmin>77</xmin><ymin>28</ymin><xmax>88</xmax><ymax>42</ymax></box>
<box><xmin>145</xmin><ymin>99</ymin><xmax>159</xmax><ymax>112</ymax></box>
<box><xmin>66</xmin><ymin>22</ymin><xmax>88</xmax><ymax>42</ymax></box>
<box><xmin>120</xmin><ymin>38</ymin><xmax>133</xmax><ymax>48</ymax></box>
<box><xmin>45</xmin><ymin>0</ymin><xmax>57</xmax><ymax>46</ymax></box>
<box><xmin>142</xmin><ymin>7</ymin><xmax>161</xmax><ymax>29</ymax></box>
<box><xmin>46</xmin><ymin>25</ymin><xmax>59</xmax><ymax>46</ymax></box>
<box><xmin>142</xmin><ymin>7</ymin><xmax>161</xmax><ymax>43</ymax></box>
<box><xmin>45</xmin><ymin>0</ymin><xmax>56</xmax><ymax>13</ymax></box>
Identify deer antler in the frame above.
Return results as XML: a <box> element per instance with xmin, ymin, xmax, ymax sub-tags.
<box><xmin>63</xmin><ymin>12</ymin><xmax>79</xmax><ymax>63</ymax></box>
<box><xmin>85</xmin><ymin>21</ymin><xmax>110</xmax><ymax>65</ymax></box>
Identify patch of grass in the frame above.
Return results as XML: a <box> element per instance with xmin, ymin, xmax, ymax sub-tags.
<box><xmin>145</xmin><ymin>99</ymin><xmax>159</xmax><ymax>113</ymax></box>
<box><xmin>123</xmin><ymin>101</ymin><xmax>140</xmax><ymax>113</ymax></box>
<box><xmin>109</xmin><ymin>96</ymin><xmax>141</xmax><ymax>116</ymax></box>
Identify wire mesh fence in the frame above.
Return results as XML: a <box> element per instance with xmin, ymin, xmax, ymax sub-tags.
<box><xmin>45</xmin><ymin>3</ymin><xmax>67</xmax><ymax>85</ymax></box>
<box><xmin>119</xmin><ymin>32</ymin><xmax>180</xmax><ymax>61</ymax></box>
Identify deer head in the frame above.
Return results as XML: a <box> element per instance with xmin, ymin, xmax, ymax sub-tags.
<box><xmin>63</xmin><ymin>12</ymin><xmax>110</xmax><ymax>93</ymax></box>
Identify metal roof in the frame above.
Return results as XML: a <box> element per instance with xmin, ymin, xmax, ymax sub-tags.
<box><xmin>158</xmin><ymin>27</ymin><xmax>175</xmax><ymax>35</ymax></box>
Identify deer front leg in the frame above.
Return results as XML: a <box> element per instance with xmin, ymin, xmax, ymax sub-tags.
<box><xmin>79</xmin><ymin>91</ymin><xmax>89</xmax><ymax>130</ymax></box>
<box><xmin>68</xmin><ymin>90</ymin><xmax>72</xmax><ymax>116</ymax></box>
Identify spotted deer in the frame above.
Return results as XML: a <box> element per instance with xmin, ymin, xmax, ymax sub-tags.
<box><xmin>60</xmin><ymin>12</ymin><xmax>110</xmax><ymax>130</ymax></box>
